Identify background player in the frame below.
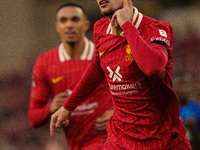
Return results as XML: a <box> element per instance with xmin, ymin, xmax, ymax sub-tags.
<box><xmin>27</xmin><ymin>2</ymin><xmax>113</xmax><ymax>150</ymax></box>
<box><xmin>50</xmin><ymin>0</ymin><xmax>191</xmax><ymax>149</ymax></box>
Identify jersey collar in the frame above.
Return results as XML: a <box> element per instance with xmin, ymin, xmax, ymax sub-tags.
<box><xmin>58</xmin><ymin>37</ymin><xmax>94</xmax><ymax>62</ymax></box>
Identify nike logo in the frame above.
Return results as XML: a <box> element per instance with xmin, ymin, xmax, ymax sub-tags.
<box><xmin>51</xmin><ymin>76</ymin><xmax>64</xmax><ymax>84</ymax></box>
<box><xmin>99</xmin><ymin>51</ymin><xmax>104</xmax><ymax>56</ymax></box>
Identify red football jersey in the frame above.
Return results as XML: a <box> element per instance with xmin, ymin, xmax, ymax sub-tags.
<box><xmin>93</xmin><ymin>9</ymin><xmax>186</xmax><ymax>150</ymax></box>
<box><xmin>64</xmin><ymin>8</ymin><xmax>187</xmax><ymax>150</ymax></box>
<box><xmin>28</xmin><ymin>38</ymin><xmax>113</xmax><ymax>150</ymax></box>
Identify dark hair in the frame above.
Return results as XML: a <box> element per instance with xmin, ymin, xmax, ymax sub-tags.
<box><xmin>56</xmin><ymin>2</ymin><xmax>86</xmax><ymax>15</ymax></box>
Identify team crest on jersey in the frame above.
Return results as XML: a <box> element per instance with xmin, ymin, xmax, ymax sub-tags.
<box><xmin>125</xmin><ymin>45</ymin><xmax>133</xmax><ymax>61</ymax></box>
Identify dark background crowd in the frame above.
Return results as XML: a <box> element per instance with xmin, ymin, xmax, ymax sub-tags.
<box><xmin>0</xmin><ymin>0</ymin><xmax>200</xmax><ymax>149</ymax></box>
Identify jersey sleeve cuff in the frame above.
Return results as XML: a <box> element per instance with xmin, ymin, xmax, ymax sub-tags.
<box><xmin>63</xmin><ymin>103</ymin><xmax>76</xmax><ymax>112</ymax></box>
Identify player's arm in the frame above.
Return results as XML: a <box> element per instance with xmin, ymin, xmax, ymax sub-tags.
<box><xmin>28</xmin><ymin>83</ymin><xmax>69</xmax><ymax>127</ymax></box>
<box><xmin>27</xmin><ymin>56</ymin><xmax>52</xmax><ymax>127</ymax></box>
<box><xmin>28</xmin><ymin>57</ymin><xmax>69</xmax><ymax>127</ymax></box>
<box><xmin>111</xmin><ymin>0</ymin><xmax>169</xmax><ymax>77</ymax></box>
<box><xmin>63</xmin><ymin>58</ymin><xmax>106</xmax><ymax>111</ymax></box>
<box><xmin>122</xmin><ymin>21</ymin><xmax>168</xmax><ymax>77</ymax></box>
<box><xmin>50</xmin><ymin>57</ymin><xmax>106</xmax><ymax>137</ymax></box>
<box><xmin>27</xmin><ymin>74</ymin><xmax>51</xmax><ymax>127</ymax></box>
<box><xmin>95</xmin><ymin>109</ymin><xmax>113</xmax><ymax>131</ymax></box>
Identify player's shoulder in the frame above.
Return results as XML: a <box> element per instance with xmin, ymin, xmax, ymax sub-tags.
<box><xmin>140</xmin><ymin>15</ymin><xmax>172</xmax><ymax>30</ymax></box>
<box><xmin>94</xmin><ymin>17</ymin><xmax>109</xmax><ymax>26</ymax></box>
<box><xmin>94</xmin><ymin>17</ymin><xmax>109</xmax><ymax>32</ymax></box>
<box><xmin>139</xmin><ymin>15</ymin><xmax>173</xmax><ymax>48</ymax></box>
<box><xmin>35</xmin><ymin>47</ymin><xmax>59</xmax><ymax>66</ymax></box>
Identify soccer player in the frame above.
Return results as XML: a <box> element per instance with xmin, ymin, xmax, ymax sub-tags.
<box><xmin>50</xmin><ymin>0</ymin><xmax>191</xmax><ymax>149</ymax></box>
<box><xmin>27</xmin><ymin>2</ymin><xmax>113</xmax><ymax>150</ymax></box>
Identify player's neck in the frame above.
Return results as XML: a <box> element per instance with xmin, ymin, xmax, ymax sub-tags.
<box><xmin>63</xmin><ymin>39</ymin><xmax>85</xmax><ymax>59</ymax></box>
<box><xmin>109</xmin><ymin>17</ymin><xmax>123</xmax><ymax>35</ymax></box>
<box><xmin>111</xmin><ymin>25</ymin><xmax>122</xmax><ymax>35</ymax></box>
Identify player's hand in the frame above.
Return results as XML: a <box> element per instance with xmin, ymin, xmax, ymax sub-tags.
<box><xmin>50</xmin><ymin>92</ymin><xmax>69</xmax><ymax>113</ymax></box>
<box><xmin>111</xmin><ymin>0</ymin><xmax>133</xmax><ymax>28</ymax></box>
<box><xmin>50</xmin><ymin>106</ymin><xmax>72</xmax><ymax>137</ymax></box>
<box><xmin>94</xmin><ymin>110</ymin><xmax>113</xmax><ymax>131</ymax></box>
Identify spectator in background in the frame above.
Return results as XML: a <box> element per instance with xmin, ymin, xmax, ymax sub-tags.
<box><xmin>173</xmin><ymin>75</ymin><xmax>200</xmax><ymax>150</ymax></box>
<box><xmin>27</xmin><ymin>2</ymin><xmax>113</xmax><ymax>150</ymax></box>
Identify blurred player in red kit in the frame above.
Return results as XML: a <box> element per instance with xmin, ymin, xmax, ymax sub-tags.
<box><xmin>27</xmin><ymin>2</ymin><xmax>113</xmax><ymax>150</ymax></box>
<box><xmin>50</xmin><ymin>0</ymin><xmax>191</xmax><ymax>149</ymax></box>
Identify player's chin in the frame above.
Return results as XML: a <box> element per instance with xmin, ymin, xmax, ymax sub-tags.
<box><xmin>66</xmin><ymin>40</ymin><xmax>76</xmax><ymax>45</ymax></box>
<box><xmin>100</xmin><ymin>8</ymin><xmax>113</xmax><ymax>17</ymax></box>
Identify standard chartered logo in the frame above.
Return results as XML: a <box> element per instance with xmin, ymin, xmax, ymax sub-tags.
<box><xmin>109</xmin><ymin>82</ymin><xmax>141</xmax><ymax>91</ymax></box>
<box><xmin>107</xmin><ymin>66</ymin><xmax>122</xmax><ymax>82</ymax></box>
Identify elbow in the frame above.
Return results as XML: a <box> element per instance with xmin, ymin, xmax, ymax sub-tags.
<box><xmin>28</xmin><ymin>119</ymin><xmax>37</xmax><ymax>128</ymax></box>
<box><xmin>145</xmin><ymin>55</ymin><xmax>168</xmax><ymax>77</ymax></box>
<box><xmin>144</xmin><ymin>59</ymin><xmax>167</xmax><ymax>77</ymax></box>
<box><xmin>27</xmin><ymin>111</ymin><xmax>39</xmax><ymax>128</ymax></box>
<box><xmin>29</xmin><ymin>121</ymin><xmax>37</xmax><ymax>128</ymax></box>
<box><xmin>143</xmin><ymin>43</ymin><xmax>168</xmax><ymax>77</ymax></box>
<box><xmin>145</xmin><ymin>67</ymin><xmax>164</xmax><ymax>77</ymax></box>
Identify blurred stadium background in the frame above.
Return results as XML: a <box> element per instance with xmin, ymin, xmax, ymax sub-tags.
<box><xmin>0</xmin><ymin>0</ymin><xmax>199</xmax><ymax>149</ymax></box>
